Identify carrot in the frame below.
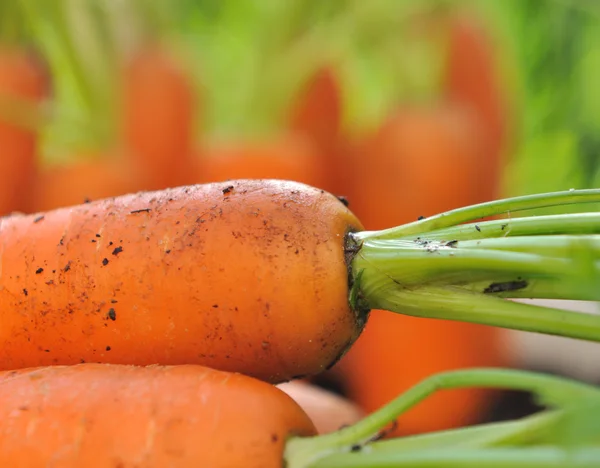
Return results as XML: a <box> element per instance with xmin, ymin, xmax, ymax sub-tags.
<box><xmin>277</xmin><ymin>380</ymin><xmax>364</xmax><ymax>434</ymax></box>
<box><xmin>0</xmin><ymin>179</ymin><xmax>363</xmax><ymax>383</ymax></box>
<box><xmin>289</xmin><ymin>67</ymin><xmax>341</xmax><ymax>150</ymax></box>
<box><xmin>121</xmin><ymin>45</ymin><xmax>195</xmax><ymax>190</ymax></box>
<box><xmin>31</xmin><ymin>156</ymin><xmax>142</xmax><ymax>212</ymax></box>
<box><xmin>287</xmin><ymin>67</ymin><xmax>349</xmax><ymax>196</ymax></box>
<box><xmin>339</xmin><ymin>105</ymin><xmax>508</xmax><ymax>435</ymax></box>
<box><xmin>0</xmin><ymin>47</ymin><xmax>47</xmax><ymax>215</ymax></box>
<box><xmin>195</xmin><ymin>136</ymin><xmax>327</xmax><ymax>189</ymax></box>
<box><xmin>443</xmin><ymin>12</ymin><xmax>509</xmax><ymax>201</ymax></box>
<box><xmin>0</xmin><ymin>363</ymin><xmax>316</xmax><ymax>467</ymax></box>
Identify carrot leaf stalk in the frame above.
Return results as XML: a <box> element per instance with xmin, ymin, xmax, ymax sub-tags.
<box><xmin>350</xmin><ymin>189</ymin><xmax>600</xmax><ymax>342</ymax></box>
<box><xmin>307</xmin><ymin>446</ymin><xmax>600</xmax><ymax>468</ymax></box>
<box><xmin>284</xmin><ymin>368</ymin><xmax>600</xmax><ymax>468</ymax></box>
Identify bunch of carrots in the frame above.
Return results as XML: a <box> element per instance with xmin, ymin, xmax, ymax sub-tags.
<box><xmin>7</xmin><ymin>2</ymin><xmax>600</xmax><ymax>467</ymax></box>
<box><xmin>3</xmin><ymin>176</ymin><xmax>600</xmax><ymax>466</ymax></box>
<box><xmin>0</xmin><ymin>2</ymin><xmax>513</xmax><ymax>436</ymax></box>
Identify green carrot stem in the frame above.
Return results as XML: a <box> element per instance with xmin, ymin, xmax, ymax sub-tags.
<box><xmin>350</xmin><ymin>189</ymin><xmax>600</xmax><ymax>342</ymax></box>
<box><xmin>455</xmin><ymin>235</ymin><xmax>600</xmax><ymax>257</ymax></box>
<box><xmin>308</xmin><ymin>447</ymin><xmax>600</xmax><ymax>468</ymax></box>
<box><xmin>355</xmin><ymin>189</ymin><xmax>600</xmax><ymax>241</ymax></box>
<box><xmin>284</xmin><ymin>369</ymin><xmax>600</xmax><ymax>468</ymax></box>
<box><xmin>367</xmin><ymin>286</ymin><xmax>600</xmax><ymax>341</ymax></box>
<box><xmin>366</xmin><ymin>411</ymin><xmax>560</xmax><ymax>453</ymax></box>
<box><xmin>405</xmin><ymin>213</ymin><xmax>600</xmax><ymax>242</ymax></box>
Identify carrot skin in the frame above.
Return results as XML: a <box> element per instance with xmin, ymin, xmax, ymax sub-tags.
<box><xmin>0</xmin><ymin>48</ymin><xmax>47</xmax><ymax>215</ymax></box>
<box><xmin>0</xmin><ymin>364</ymin><xmax>316</xmax><ymax>467</ymax></box>
<box><xmin>0</xmin><ymin>179</ymin><xmax>364</xmax><ymax>383</ymax></box>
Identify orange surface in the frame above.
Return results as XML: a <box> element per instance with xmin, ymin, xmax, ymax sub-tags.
<box><xmin>0</xmin><ymin>364</ymin><xmax>316</xmax><ymax>467</ymax></box>
<box><xmin>0</xmin><ymin>180</ymin><xmax>363</xmax><ymax>384</ymax></box>
<box><xmin>121</xmin><ymin>45</ymin><xmax>196</xmax><ymax>190</ymax></box>
<box><xmin>31</xmin><ymin>156</ymin><xmax>143</xmax><ymax>212</ymax></box>
<box><xmin>195</xmin><ymin>135</ymin><xmax>327</xmax><ymax>189</ymax></box>
<box><xmin>0</xmin><ymin>48</ymin><xmax>47</xmax><ymax>215</ymax></box>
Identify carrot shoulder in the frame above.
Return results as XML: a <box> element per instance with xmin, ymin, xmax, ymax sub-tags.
<box><xmin>0</xmin><ymin>364</ymin><xmax>316</xmax><ymax>467</ymax></box>
<box><xmin>0</xmin><ymin>179</ymin><xmax>364</xmax><ymax>383</ymax></box>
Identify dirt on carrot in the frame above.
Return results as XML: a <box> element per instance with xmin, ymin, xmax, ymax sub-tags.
<box><xmin>0</xmin><ymin>179</ymin><xmax>364</xmax><ymax>384</ymax></box>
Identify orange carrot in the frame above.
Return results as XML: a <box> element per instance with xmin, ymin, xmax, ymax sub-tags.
<box><xmin>287</xmin><ymin>67</ymin><xmax>349</xmax><ymax>196</ymax></box>
<box><xmin>339</xmin><ymin>105</ymin><xmax>507</xmax><ymax>435</ymax></box>
<box><xmin>0</xmin><ymin>364</ymin><xmax>316</xmax><ymax>467</ymax></box>
<box><xmin>195</xmin><ymin>136</ymin><xmax>327</xmax><ymax>189</ymax></box>
<box><xmin>0</xmin><ymin>179</ymin><xmax>363</xmax><ymax>383</ymax></box>
<box><xmin>121</xmin><ymin>45</ymin><xmax>195</xmax><ymax>190</ymax></box>
<box><xmin>31</xmin><ymin>156</ymin><xmax>142</xmax><ymax>212</ymax></box>
<box><xmin>277</xmin><ymin>380</ymin><xmax>363</xmax><ymax>434</ymax></box>
<box><xmin>0</xmin><ymin>47</ymin><xmax>47</xmax><ymax>215</ymax></box>
<box><xmin>443</xmin><ymin>12</ymin><xmax>509</xmax><ymax>201</ymax></box>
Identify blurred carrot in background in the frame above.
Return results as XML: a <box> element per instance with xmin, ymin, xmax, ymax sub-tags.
<box><xmin>0</xmin><ymin>48</ymin><xmax>47</xmax><ymax>215</ymax></box>
<box><xmin>338</xmin><ymin>104</ymin><xmax>508</xmax><ymax>436</ymax></box>
<box><xmin>121</xmin><ymin>45</ymin><xmax>196</xmax><ymax>190</ymax></box>
<box><xmin>196</xmin><ymin>135</ymin><xmax>326</xmax><ymax>189</ymax></box>
<box><xmin>443</xmin><ymin>12</ymin><xmax>509</xmax><ymax>202</ymax></box>
<box><xmin>288</xmin><ymin>66</ymin><xmax>348</xmax><ymax>196</ymax></box>
<box><xmin>30</xmin><ymin>155</ymin><xmax>141</xmax><ymax>212</ymax></box>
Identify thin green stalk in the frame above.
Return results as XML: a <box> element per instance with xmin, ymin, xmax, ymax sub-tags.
<box><xmin>406</xmin><ymin>213</ymin><xmax>600</xmax><ymax>242</ymax></box>
<box><xmin>366</xmin><ymin>411</ymin><xmax>561</xmax><ymax>453</ymax></box>
<box><xmin>369</xmin><ymin>286</ymin><xmax>600</xmax><ymax>341</ymax></box>
<box><xmin>455</xmin><ymin>235</ymin><xmax>600</xmax><ymax>257</ymax></box>
<box><xmin>355</xmin><ymin>189</ymin><xmax>600</xmax><ymax>241</ymax></box>
<box><xmin>284</xmin><ymin>369</ymin><xmax>600</xmax><ymax>468</ymax></box>
<box><xmin>308</xmin><ymin>447</ymin><xmax>600</xmax><ymax>468</ymax></box>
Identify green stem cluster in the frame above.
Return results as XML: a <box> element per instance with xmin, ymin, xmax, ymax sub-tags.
<box><xmin>285</xmin><ymin>368</ymin><xmax>600</xmax><ymax>467</ymax></box>
<box><xmin>351</xmin><ymin>189</ymin><xmax>600</xmax><ymax>342</ymax></box>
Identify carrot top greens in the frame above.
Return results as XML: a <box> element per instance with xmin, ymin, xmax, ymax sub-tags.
<box><xmin>350</xmin><ymin>188</ymin><xmax>600</xmax><ymax>342</ymax></box>
<box><xmin>284</xmin><ymin>190</ymin><xmax>600</xmax><ymax>467</ymax></box>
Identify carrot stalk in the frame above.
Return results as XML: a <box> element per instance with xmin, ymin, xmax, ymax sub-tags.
<box><xmin>285</xmin><ymin>368</ymin><xmax>600</xmax><ymax>467</ymax></box>
<box><xmin>309</xmin><ymin>446</ymin><xmax>600</xmax><ymax>468</ymax></box>
<box><xmin>364</xmin><ymin>412</ymin><xmax>560</xmax><ymax>452</ymax></box>
<box><xmin>350</xmin><ymin>188</ymin><xmax>600</xmax><ymax>342</ymax></box>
